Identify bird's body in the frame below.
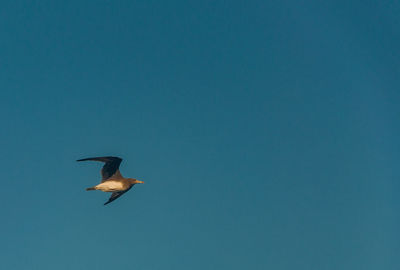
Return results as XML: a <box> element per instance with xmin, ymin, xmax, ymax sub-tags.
<box><xmin>77</xmin><ymin>156</ymin><xmax>144</xmax><ymax>205</ymax></box>
<box><xmin>94</xmin><ymin>180</ymin><xmax>126</xmax><ymax>192</ymax></box>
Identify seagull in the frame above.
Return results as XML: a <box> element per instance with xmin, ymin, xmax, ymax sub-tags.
<box><xmin>77</xmin><ymin>156</ymin><xmax>144</xmax><ymax>205</ymax></box>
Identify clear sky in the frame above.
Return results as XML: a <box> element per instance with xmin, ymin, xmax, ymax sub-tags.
<box><xmin>1</xmin><ymin>1</ymin><xmax>399</xmax><ymax>269</ymax></box>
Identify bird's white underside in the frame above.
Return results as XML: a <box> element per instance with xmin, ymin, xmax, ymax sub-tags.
<box><xmin>95</xmin><ymin>181</ymin><xmax>125</xmax><ymax>192</ymax></box>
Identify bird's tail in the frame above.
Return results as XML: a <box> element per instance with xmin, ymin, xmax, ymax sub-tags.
<box><xmin>86</xmin><ymin>187</ymin><xmax>96</xmax><ymax>191</ymax></box>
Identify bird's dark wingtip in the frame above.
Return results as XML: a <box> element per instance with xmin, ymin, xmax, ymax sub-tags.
<box><xmin>76</xmin><ymin>158</ymin><xmax>91</xmax><ymax>161</ymax></box>
<box><xmin>76</xmin><ymin>156</ymin><xmax>123</xmax><ymax>162</ymax></box>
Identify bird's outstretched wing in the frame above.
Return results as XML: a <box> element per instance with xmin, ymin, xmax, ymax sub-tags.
<box><xmin>104</xmin><ymin>186</ymin><xmax>133</xmax><ymax>205</ymax></box>
<box><xmin>77</xmin><ymin>156</ymin><xmax>123</xmax><ymax>181</ymax></box>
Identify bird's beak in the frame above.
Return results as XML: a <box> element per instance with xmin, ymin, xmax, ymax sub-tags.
<box><xmin>136</xmin><ymin>180</ymin><xmax>144</xmax><ymax>184</ymax></box>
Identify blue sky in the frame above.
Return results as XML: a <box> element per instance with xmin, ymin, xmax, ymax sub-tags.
<box><xmin>1</xmin><ymin>1</ymin><xmax>399</xmax><ymax>269</ymax></box>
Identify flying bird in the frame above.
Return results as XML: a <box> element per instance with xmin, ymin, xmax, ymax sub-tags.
<box><xmin>77</xmin><ymin>156</ymin><xmax>144</xmax><ymax>205</ymax></box>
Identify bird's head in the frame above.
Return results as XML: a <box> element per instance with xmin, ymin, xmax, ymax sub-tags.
<box><xmin>128</xmin><ymin>178</ymin><xmax>144</xmax><ymax>185</ymax></box>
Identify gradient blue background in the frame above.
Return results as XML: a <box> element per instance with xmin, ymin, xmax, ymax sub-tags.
<box><xmin>1</xmin><ymin>1</ymin><xmax>399</xmax><ymax>269</ymax></box>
